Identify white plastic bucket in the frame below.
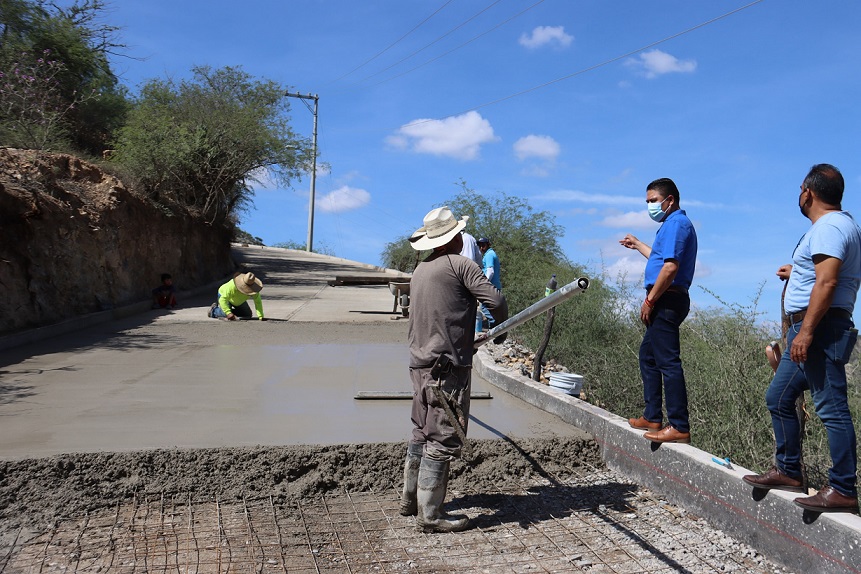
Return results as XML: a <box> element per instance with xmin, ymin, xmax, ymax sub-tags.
<box><xmin>548</xmin><ymin>373</ymin><xmax>583</xmax><ymax>396</ymax></box>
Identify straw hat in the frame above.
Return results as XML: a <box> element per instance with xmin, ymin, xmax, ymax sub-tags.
<box><xmin>409</xmin><ymin>206</ymin><xmax>467</xmax><ymax>250</ymax></box>
<box><xmin>234</xmin><ymin>272</ymin><xmax>263</xmax><ymax>295</ymax></box>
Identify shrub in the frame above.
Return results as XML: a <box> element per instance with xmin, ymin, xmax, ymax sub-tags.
<box><xmin>0</xmin><ymin>50</ymin><xmax>95</xmax><ymax>150</ymax></box>
<box><xmin>520</xmin><ymin>275</ymin><xmax>861</xmax><ymax>490</ymax></box>
<box><xmin>113</xmin><ymin>66</ymin><xmax>308</xmax><ymax>224</ymax></box>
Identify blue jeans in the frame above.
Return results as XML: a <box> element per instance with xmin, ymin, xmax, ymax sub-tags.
<box><xmin>476</xmin><ymin>303</ymin><xmax>495</xmax><ymax>332</ymax></box>
<box><xmin>211</xmin><ymin>299</ymin><xmax>252</xmax><ymax>319</ymax></box>
<box><xmin>639</xmin><ymin>291</ymin><xmax>690</xmax><ymax>432</ymax></box>
<box><xmin>766</xmin><ymin>313</ymin><xmax>858</xmax><ymax>497</ymax></box>
<box><xmin>476</xmin><ymin>289</ymin><xmax>501</xmax><ymax>332</ymax></box>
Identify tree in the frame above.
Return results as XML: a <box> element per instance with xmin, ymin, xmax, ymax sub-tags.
<box><xmin>0</xmin><ymin>0</ymin><xmax>129</xmax><ymax>153</ymax></box>
<box><xmin>113</xmin><ymin>65</ymin><xmax>310</xmax><ymax>224</ymax></box>
<box><xmin>381</xmin><ymin>180</ymin><xmax>567</xmax><ymax>309</ymax></box>
<box><xmin>0</xmin><ymin>48</ymin><xmax>89</xmax><ymax>149</ymax></box>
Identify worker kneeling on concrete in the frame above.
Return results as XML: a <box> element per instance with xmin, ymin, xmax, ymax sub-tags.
<box><xmin>208</xmin><ymin>272</ymin><xmax>266</xmax><ymax>321</ymax></box>
<box><xmin>400</xmin><ymin>206</ymin><xmax>508</xmax><ymax>533</ymax></box>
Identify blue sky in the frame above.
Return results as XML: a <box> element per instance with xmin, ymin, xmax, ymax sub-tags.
<box><xmin>103</xmin><ymin>0</ymin><xmax>860</xmax><ymax>326</ymax></box>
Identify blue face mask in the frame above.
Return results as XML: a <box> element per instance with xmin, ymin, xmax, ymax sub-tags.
<box><xmin>647</xmin><ymin>197</ymin><xmax>668</xmax><ymax>222</ymax></box>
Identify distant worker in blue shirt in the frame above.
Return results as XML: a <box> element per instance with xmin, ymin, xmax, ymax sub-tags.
<box><xmin>619</xmin><ymin>177</ymin><xmax>697</xmax><ymax>444</ymax></box>
<box><xmin>476</xmin><ymin>237</ymin><xmax>502</xmax><ymax>331</ymax></box>
<box><xmin>744</xmin><ymin>164</ymin><xmax>860</xmax><ymax>514</ymax></box>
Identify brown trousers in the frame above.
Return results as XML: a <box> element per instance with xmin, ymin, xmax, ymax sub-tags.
<box><xmin>409</xmin><ymin>366</ymin><xmax>471</xmax><ymax>461</ymax></box>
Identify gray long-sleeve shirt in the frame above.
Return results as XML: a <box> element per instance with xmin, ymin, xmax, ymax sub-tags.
<box><xmin>408</xmin><ymin>252</ymin><xmax>507</xmax><ymax>368</ymax></box>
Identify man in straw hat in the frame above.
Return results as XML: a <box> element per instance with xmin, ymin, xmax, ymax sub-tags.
<box><xmin>208</xmin><ymin>271</ymin><xmax>266</xmax><ymax>321</ymax></box>
<box><xmin>399</xmin><ymin>206</ymin><xmax>508</xmax><ymax>533</ymax></box>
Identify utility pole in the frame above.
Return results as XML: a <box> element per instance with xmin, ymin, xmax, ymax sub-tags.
<box><xmin>284</xmin><ymin>91</ymin><xmax>319</xmax><ymax>253</ymax></box>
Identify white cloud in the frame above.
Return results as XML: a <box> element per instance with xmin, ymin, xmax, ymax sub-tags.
<box><xmin>605</xmin><ymin>255</ymin><xmax>646</xmax><ymax>284</ymax></box>
<box><xmin>316</xmin><ymin>186</ymin><xmax>370</xmax><ymax>213</ymax></box>
<box><xmin>534</xmin><ymin>189</ymin><xmax>642</xmax><ymax>207</ymax></box>
<box><xmin>558</xmin><ymin>206</ymin><xmax>599</xmax><ymax>217</ymax></box>
<box><xmin>519</xmin><ymin>26</ymin><xmax>573</xmax><ymax>49</ymax></box>
<box><xmin>339</xmin><ymin>170</ymin><xmax>363</xmax><ymax>182</ymax></box>
<box><xmin>520</xmin><ymin>165</ymin><xmax>550</xmax><ymax>178</ymax></box>
<box><xmin>599</xmin><ymin>210</ymin><xmax>654</xmax><ymax>230</ymax></box>
<box><xmin>513</xmin><ymin>135</ymin><xmax>560</xmax><ymax>161</ymax></box>
<box><xmin>386</xmin><ymin>111</ymin><xmax>497</xmax><ymax>160</ymax></box>
<box><xmin>627</xmin><ymin>49</ymin><xmax>696</xmax><ymax>79</ymax></box>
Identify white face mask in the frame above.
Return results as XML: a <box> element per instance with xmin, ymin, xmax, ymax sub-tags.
<box><xmin>647</xmin><ymin>197</ymin><xmax>668</xmax><ymax>222</ymax></box>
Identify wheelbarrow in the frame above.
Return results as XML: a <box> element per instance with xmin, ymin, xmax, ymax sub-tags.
<box><xmin>389</xmin><ymin>281</ymin><xmax>410</xmax><ymax>317</ymax></box>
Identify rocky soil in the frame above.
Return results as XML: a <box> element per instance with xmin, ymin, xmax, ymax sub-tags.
<box><xmin>0</xmin><ymin>148</ymin><xmax>233</xmax><ymax>335</ymax></box>
<box><xmin>484</xmin><ymin>339</ymin><xmax>574</xmax><ymax>383</ymax></box>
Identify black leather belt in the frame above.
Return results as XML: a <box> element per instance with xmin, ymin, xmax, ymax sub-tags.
<box><xmin>788</xmin><ymin>307</ymin><xmax>852</xmax><ymax>324</ymax></box>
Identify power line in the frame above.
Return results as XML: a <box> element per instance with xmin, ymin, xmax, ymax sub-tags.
<box><xmin>367</xmin><ymin>0</ymin><xmax>546</xmax><ymax>89</ymax></box>
<box><xmin>326</xmin><ymin>0</ymin><xmax>456</xmax><ymax>85</ymax></box>
<box><xmin>352</xmin><ymin>0</ymin><xmax>508</xmax><ymax>85</ymax></box>
<box><xmin>298</xmin><ymin>1</ymin><xmax>768</xmax><ymax>246</ymax></box>
<box><xmin>396</xmin><ymin>0</ymin><xmax>766</xmax><ymax>130</ymax></box>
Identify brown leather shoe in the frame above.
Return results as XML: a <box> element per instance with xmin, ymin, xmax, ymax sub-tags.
<box><xmin>643</xmin><ymin>425</ymin><xmax>690</xmax><ymax>443</ymax></box>
<box><xmin>628</xmin><ymin>416</ymin><xmax>662</xmax><ymax>431</ymax></box>
<box><xmin>742</xmin><ymin>466</ymin><xmax>804</xmax><ymax>492</ymax></box>
<box><xmin>794</xmin><ymin>486</ymin><xmax>859</xmax><ymax>513</ymax></box>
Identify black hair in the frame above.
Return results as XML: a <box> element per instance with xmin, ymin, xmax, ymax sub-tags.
<box><xmin>803</xmin><ymin>163</ymin><xmax>844</xmax><ymax>207</ymax></box>
<box><xmin>161</xmin><ymin>273</ymin><xmax>172</xmax><ymax>282</ymax></box>
<box><xmin>647</xmin><ymin>178</ymin><xmax>680</xmax><ymax>203</ymax></box>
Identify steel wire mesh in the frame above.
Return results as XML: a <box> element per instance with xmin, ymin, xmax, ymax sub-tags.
<box><xmin>0</xmin><ymin>465</ymin><xmax>788</xmax><ymax>574</ymax></box>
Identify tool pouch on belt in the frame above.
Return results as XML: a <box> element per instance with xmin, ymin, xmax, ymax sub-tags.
<box><xmin>430</xmin><ymin>354</ymin><xmax>465</xmax><ymax>402</ymax></box>
<box><xmin>430</xmin><ymin>353</ymin><xmax>453</xmax><ymax>381</ymax></box>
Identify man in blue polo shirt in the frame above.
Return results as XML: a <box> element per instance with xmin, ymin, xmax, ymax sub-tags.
<box><xmin>619</xmin><ymin>178</ymin><xmax>697</xmax><ymax>444</ymax></box>
<box><xmin>743</xmin><ymin>164</ymin><xmax>860</xmax><ymax>514</ymax></box>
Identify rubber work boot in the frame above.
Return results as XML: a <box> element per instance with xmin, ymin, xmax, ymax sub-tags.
<box><xmin>399</xmin><ymin>443</ymin><xmax>423</xmax><ymax>516</ymax></box>
<box><xmin>416</xmin><ymin>458</ymin><xmax>470</xmax><ymax>533</ymax></box>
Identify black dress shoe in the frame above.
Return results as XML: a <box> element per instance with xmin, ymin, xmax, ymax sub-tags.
<box><xmin>742</xmin><ymin>466</ymin><xmax>804</xmax><ymax>492</ymax></box>
<box><xmin>794</xmin><ymin>486</ymin><xmax>859</xmax><ymax>513</ymax></box>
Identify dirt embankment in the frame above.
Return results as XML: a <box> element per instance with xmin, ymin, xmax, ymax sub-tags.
<box><xmin>0</xmin><ymin>148</ymin><xmax>234</xmax><ymax>335</ymax></box>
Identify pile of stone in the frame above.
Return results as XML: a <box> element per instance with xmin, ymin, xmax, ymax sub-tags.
<box><xmin>483</xmin><ymin>339</ymin><xmax>572</xmax><ymax>384</ymax></box>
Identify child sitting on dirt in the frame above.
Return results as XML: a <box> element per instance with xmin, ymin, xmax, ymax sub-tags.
<box><xmin>151</xmin><ymin>273</ymin><xmax>178</xmax><ymax>309</ymax></box>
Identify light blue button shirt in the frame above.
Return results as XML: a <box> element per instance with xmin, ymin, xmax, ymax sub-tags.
<box><xmin>784</xmin><ymin>211</ymin><xmax>861</xmax><ymax>314</ymax></box>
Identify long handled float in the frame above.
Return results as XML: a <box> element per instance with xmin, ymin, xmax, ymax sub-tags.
<box><xmin>473</xmin><ymin>277</ymin><xmax>590</xmax><ymax>349</ymax></box>
<box><xmin>354</xmin><ymin>277</ymin><xmax>589</xmax><ymax>402</ymax></box>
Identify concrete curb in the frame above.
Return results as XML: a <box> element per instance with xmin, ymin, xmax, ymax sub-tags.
<box><xmin>0</xmin><ymin>280</ymin><xmax>222</xmax><ymax>353</ymax></box>
<box><xmin>474</xmin><ymin>347</ymin><xmax>861</xmax><ymax>574</ymax></box>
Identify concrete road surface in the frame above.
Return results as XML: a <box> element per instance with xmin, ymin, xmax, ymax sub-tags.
<box><xmin>0</xmin><ymin>246</ymin><xmax>582</xmax><ymax>460</ymax></box>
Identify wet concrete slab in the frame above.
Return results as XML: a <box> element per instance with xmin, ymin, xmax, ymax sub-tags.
<box><xmin>0</xmin><ymin>246</ymin><xmax>582</xmax><ymax>461</ymax></box>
